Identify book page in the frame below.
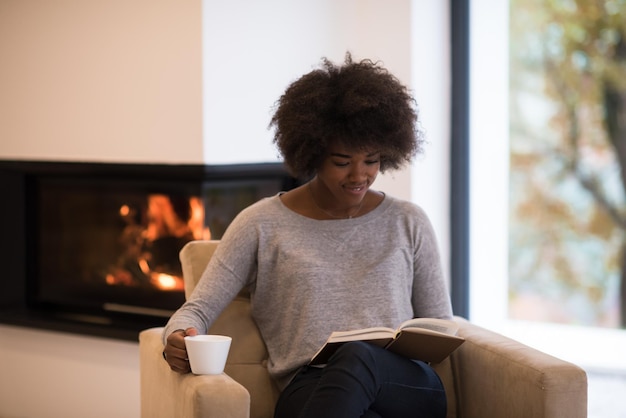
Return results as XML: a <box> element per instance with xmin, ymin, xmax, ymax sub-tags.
<box><xmin>396</xmin><ymin>318</ymin><xmax>459</xmax><ymax>336</ymax></box>
<box><xmin>327</xmin><ymin>327</ymin><xmax>395</xmax><ymax>343</ymax></box>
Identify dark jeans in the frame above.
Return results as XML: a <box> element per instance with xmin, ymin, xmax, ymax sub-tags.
<box><xmin>274</xmin><ymin>341</ymin><xmax>447</xmax><ymax>418</ymax></box>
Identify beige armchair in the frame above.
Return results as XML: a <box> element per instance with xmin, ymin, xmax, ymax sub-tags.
<box><xmin>139</xmin><ymin>240</ymin><xmax>588</xmax><ymax>418</ymax></box>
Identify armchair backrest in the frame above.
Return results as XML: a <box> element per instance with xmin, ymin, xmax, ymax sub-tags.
<box><xmin>178</xmin><ymin>240</ymin><xmax>279</xmax><ymax>418</ymax></box>
<box><xmin>180</xmin><ymin>239</ymin><xmax>220</xmax><ymax>298</ymax></box>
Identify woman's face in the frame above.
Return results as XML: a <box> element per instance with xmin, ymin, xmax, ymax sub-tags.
<box><xmin>315</xmin><ymin>143</ymin><xmax>381</xmax><ymax>207</ymax></box>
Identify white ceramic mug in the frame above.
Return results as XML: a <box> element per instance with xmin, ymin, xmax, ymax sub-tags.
<box><xmin>184</xmin><ymin>335</ymin><xmax>232</xmax><ymax>375</ymax></box>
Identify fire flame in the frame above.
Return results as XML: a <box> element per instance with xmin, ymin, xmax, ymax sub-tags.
<box><xmin>106</xmin><ymin>194</ymin><xmax>209</xmax><ymax>291</ymax></box>
<box><xmin>152</xmin><ymin>273</ymin><xmax>182</xmax><ymax>291</ymax></box>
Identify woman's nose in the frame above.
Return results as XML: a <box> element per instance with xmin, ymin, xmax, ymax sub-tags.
<box><xmin>348</xmin><ymin>163</ymin><xmax>367</xmax><ymax>180</ymax></box>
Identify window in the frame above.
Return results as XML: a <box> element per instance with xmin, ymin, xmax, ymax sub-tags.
<box><xmin>459</xmin><ymin>0</ymin><xmax>626</xmax><ymax>371</ymax></box>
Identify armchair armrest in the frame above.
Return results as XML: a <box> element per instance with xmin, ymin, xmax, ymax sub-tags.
<box><xmin>451</xmin><ymin>317</ymin><xmax>587</xmax><ymax>418</ymax></box>
<box><xmin>139</xmin><ymin>327</ymin><xmax>250</xmax><ymax>418</ymax></box>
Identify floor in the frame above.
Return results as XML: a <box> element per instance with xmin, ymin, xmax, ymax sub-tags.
<box><xmin>588</xmin><ymin>370</ymin><xmax>626</xmax><ymax>418</ymax></box>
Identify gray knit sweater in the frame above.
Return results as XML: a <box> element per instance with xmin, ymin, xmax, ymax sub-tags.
<box><xmin>163</xmin><ymin>193</ymin><xmax>452</xmax><ymax>390</ymax></box>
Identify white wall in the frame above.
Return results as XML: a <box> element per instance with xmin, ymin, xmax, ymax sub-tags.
<box><xmin>201</xmin><ymin>0</ymin><xmax>412</xmax><ymax>166</ymax></box>
<box><xmin>0</xmin><ymin>1</ymin><xmax>450</xmax><ymax>417</ymax></box>
<box><xmin>0</xmin><ymin>0</ymin><xmax>203</xmax><ymax>164</ymax></box>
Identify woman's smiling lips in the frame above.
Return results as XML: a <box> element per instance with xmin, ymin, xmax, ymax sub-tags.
<box><xmin>344</xmin><ymin>184</ymin><xmax>367</xmax><ymax>196</ymax></box>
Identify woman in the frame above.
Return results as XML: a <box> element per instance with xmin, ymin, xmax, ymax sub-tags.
<box><xmin>162</xmin><ymin>53</ymin><xmax>452</xmax><ymax>418</ymax></box>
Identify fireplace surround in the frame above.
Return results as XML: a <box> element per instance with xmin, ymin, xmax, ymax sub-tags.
<box><xmin>0</xmin><ymin>160</ymin><xmax>298</xmax><ymax>341</ymax></box>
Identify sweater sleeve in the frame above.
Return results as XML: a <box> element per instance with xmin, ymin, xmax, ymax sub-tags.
<box><xmin>161</xmin><ymin>200</ymin><xmax>263</xmax><ymax>344</ymax></box>
<box><xmin>410</xmin><ymin>205</ymin><xmax>453</xmax><ymax>320</ymax></box>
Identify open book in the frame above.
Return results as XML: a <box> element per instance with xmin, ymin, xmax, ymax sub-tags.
<box><xmin>309</xmin><ymin>318</ymin><xmax>465</xmax><ymax>365</ymax></box>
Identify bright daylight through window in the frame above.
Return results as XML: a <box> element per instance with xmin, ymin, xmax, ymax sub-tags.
<box><xmin>469</xmin><ymin>0</ymin><xmax>626</xmax><ymax>372</ymax></box>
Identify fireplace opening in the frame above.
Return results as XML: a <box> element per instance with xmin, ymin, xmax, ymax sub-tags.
<box><xmin>0</xmin><ymin>161</ymin><xmax>298</xmax><ymax>340</ymax></box>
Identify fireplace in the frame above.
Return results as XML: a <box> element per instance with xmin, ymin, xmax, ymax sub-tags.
<box><xmin>0</xmin><ymin>160</ymin><xmax>298</xmax><ymax>340</ymax></box>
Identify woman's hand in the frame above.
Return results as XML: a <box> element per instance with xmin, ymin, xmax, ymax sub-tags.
<box><xmin>163</xmin><ymin>327</ymin><xmax>198</xmax><ymax>373</ymax></box>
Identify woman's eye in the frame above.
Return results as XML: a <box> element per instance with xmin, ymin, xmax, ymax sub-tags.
<box><xmin>366</xmin><ymin>160</ymin><xmax>380</xmax><ymax>165</ymax></box>
<box><xmin>333</xmin><ymin>161</ymin><xmax>350</xmax><ymax>167</ymax></box>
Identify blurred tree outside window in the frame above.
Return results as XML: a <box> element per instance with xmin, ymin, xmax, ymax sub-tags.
<box><xmin>508</xmin><ymin>0</ymin><xmax>626</xmax><ymax>329</ymax></box>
